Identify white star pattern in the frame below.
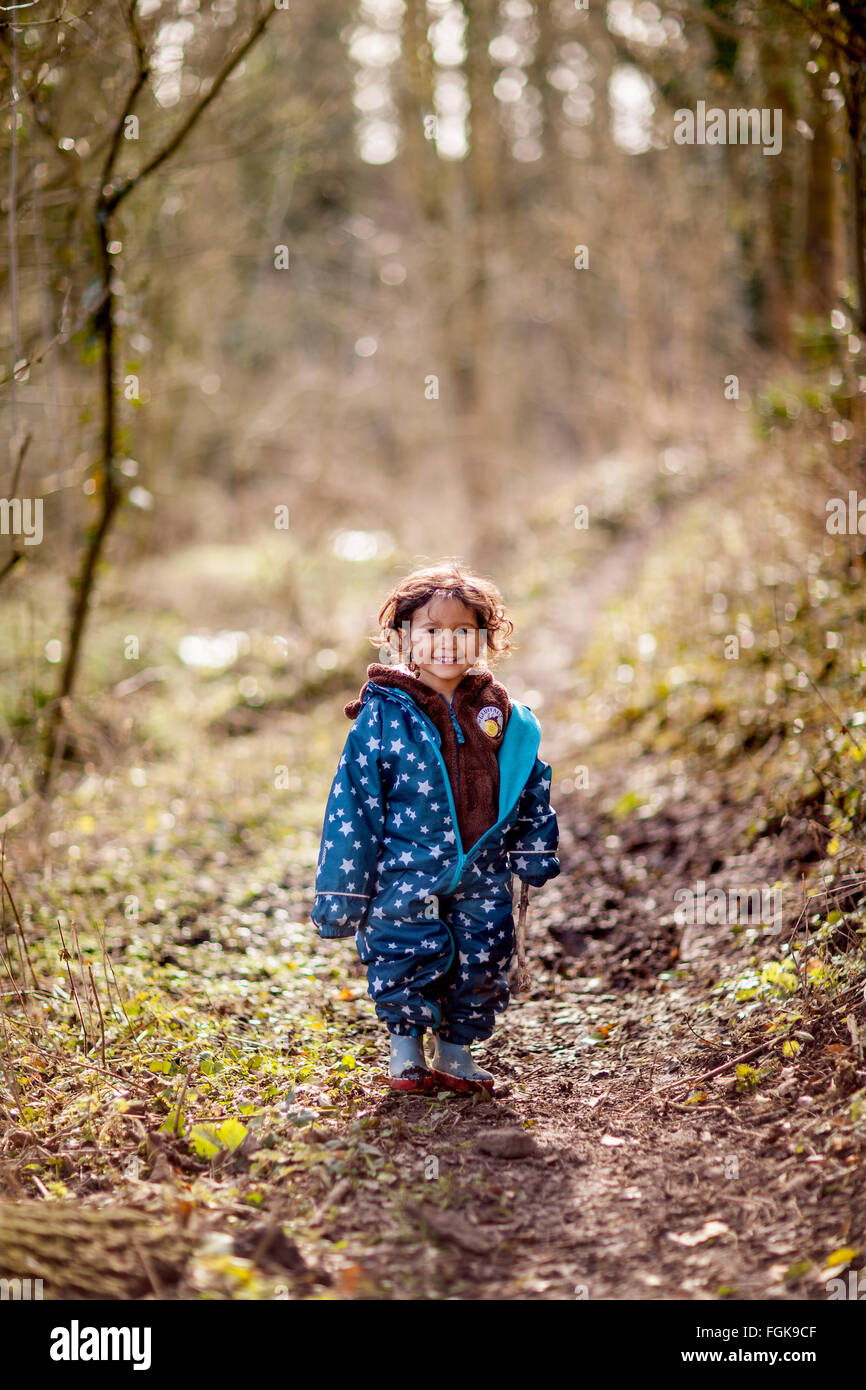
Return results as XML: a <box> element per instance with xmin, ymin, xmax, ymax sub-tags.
<box><xmin>312</xmin><ymin>690</ymin><xmax>558</xmax><ymax>1041</ymax></box>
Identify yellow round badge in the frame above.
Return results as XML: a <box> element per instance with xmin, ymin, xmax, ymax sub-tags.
<box><xmin>477</xmin><ymin>705</ymin><xmax>504</xmax><ymax>738</ymax></box>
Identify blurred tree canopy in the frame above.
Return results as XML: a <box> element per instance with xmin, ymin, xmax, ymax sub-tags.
<box><xmin>0</xmin><ymin>0</ymin><xmax>864</xmax><ymax>759</ymax></box>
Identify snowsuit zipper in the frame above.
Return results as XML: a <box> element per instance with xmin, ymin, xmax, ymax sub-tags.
<box><xmin>440</xmin><ymin>693</ymin><xmax>465</xmax><ymax>825</ymax></box>
<box><xmin>366</xmin><ymin>685</ymin><xmax>468</xmax><ymax>1018</ymax></box>
<box><xmin>367</xmin><ymin>683</ymin><xmax>506</xmax><ymax>890</ymax></box>
<box><xmin>359</xmin><ymin>684</ymin><xmax>526</xmax><ymax>1036</ymax></box>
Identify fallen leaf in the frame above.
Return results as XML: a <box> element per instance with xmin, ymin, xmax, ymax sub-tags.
<box><xmin>420</xmin><ymin>1205</ymin><xmax>497</xmax><ymax>1254</ymax></box>
<box><xmin>667</xmin><ymin>1220</ymin><xmax>730</xmax><ymax>1247</ymax></box>
<box><xmin>824</xmin><ymin>1245</ymin><xmax>860</xmax><ymax>1268</ymax></box>
<box><xmin>336</xmin><ymin>1263</ymin><xmax>369</xmax><ymax>1296</ymax></box>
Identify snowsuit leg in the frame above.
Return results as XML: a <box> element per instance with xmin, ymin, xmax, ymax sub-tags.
<box><xmin>431</xmin><ymin>860</ymin><xmax>516</xmax><ymax>1045</ymax></box>
<box><xmin>354</xmin><ymin>893</ymin><xmax>455</xmax><ymax>1038</ymax></box>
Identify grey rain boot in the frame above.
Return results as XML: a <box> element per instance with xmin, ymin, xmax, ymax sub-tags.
<box><xmin>429</xmin><ymin>1034</ymin><xmax>495</xmax><ymax>1093</ymax></box>
<box><xmin>389</xmin><ymin>1032</ymin><xmax>434</xmax><ymax>1092</ymax></box>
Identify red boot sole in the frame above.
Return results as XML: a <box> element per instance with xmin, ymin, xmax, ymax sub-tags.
<box><xmin>388</xmin><ymin>1072</ymin><xmax>436</xmax><ymax>1093</ymax></box>
<box><xmin>430</xmin><ymin>1067</ymin><xmax>495</xmax><ymax>1094</ymax></box>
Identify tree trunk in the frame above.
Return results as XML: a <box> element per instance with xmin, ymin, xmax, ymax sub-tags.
<box><xmin>801</xmin><ymin>54</ymin><xmax>838</xmax><ymax>322</ymax></box>
<box><xmin>0</xmin><ymin>1199</ymin><xmax>189</xmax><ymax>1299</ymax></box>
<box><xmin>758</xmin><ymin>32</ymin><xmax>799</xmax><ymax>358</ymax></box>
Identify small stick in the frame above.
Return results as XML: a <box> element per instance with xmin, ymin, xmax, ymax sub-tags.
<box><xmin>252</xmin><ymin>1217</ymin><xmax>283</xmax><ymax>1266</ymax></box>
<box><xmin>57</xmin><ymin>918</ymin><xmax>90</xmax><ymax>1052</ymax></box>
<box><xmin>63</xmin><ymin>1057</ymin><xmax>153</xmax><ymax>1096</ymax></box>
<box><xmin>0</xmin><ymin>839</ymin><xmax>38</xmax><ymax>995</ymax></box>
<box><xmin>94</xmin><ymin>919</ymin><xmax>121</xmax><ymax>1020</ymax></box>
<box><xmin>71</xmin><ymin>921</ymin><xmax>96</xmax><ymax>1044</ymax></box>
<box><xmin>95</xmin><ymin>920</ymin><xmax>135</xmax><ymax>1038</ymax></box>
<box><xmin>0</xmin><ymin>938</ymin><xmax>27</xmax><ymax>1013</ymax></box>
<box><xmin>130</xmin><ymin>1232</ymin><xmax>164</xmax><ymax>1299</ymax></box>
<box><xmin>88</xmin><ymin>963</ymin><xmax>107</xmax><ymax>1070</ymax></box>
<box><xmin>621</xmin><ymin>1037</ymin><xmax>783</xmax><ymax>1118</ymax></box>
<box><xmin>0</xmin><ymin>831</ymin><xmax>13</xmax><ymax>976</ymax></box>
<box><xmin>514</xmin><ymin>881</ymin><xmax>531</xmax><ymax>993</ymax></box>
<box><xmin>173</xmin><ymin>1064</ymin><xmax>194</xmax><ymax>1135</ymax></box>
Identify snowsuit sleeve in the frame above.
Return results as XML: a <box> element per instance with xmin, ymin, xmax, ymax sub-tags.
<box><xmin>505</xmin><ymin>755</ymin><xmax>561</xmax><ymax>887</ymax></box>
<box><xmin>311</xmin><ymin>700</ymin><xmax>387</xmax><ymax>940</ymax></box>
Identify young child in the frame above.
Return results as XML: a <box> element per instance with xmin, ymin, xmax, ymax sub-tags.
<box><xmin>311</xmin><ymin>560</ymin><xmax>561</xmax><ymax>1094</ymax></box>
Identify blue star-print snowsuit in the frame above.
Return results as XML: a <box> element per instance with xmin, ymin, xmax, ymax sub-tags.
<box><xmin>311</xmin><ymin>679</ymin><xmax>560</xmax><ymax>1043</ymax></box>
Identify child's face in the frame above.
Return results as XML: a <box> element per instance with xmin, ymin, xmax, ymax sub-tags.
<box><xmin>407</xmin><ymin>596</ymin><xmax>481</xmax><ymax>684</ymax></box>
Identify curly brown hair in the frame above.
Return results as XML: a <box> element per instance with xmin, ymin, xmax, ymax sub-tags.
<box><xmin>371</xmin><ymin>559</ymin><xmax>515</xmax><ymax>670</ymax></box>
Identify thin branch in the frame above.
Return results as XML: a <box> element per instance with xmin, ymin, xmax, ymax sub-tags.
<box><xmin>772</xmin><ymin>0</ymin><xmax>866</xmax><ymax>63</ymax></box>
<box><xmin>800</xmin><ymin>668</ymin><xmax>865</xmax><ymax>754</ymax></box>
<box><xmin>104</xmin><ymin>4</ymin><xmax>277</xmax><ymax>216</ymax></box>
<box><xmin>7</xmin><ymin>18</ymin><xmax>21</xmax><ymax>472</ymax></box>
<box><xmin>0</xmin><ymin>0</ymin><xmax>70</xmax><ymax>23</ymax></box>
<box><xmin>8</xmin><ymin>430</ymin><xmax>31</xmax><ymax>499</ymax></box>
<box><xmin>98</xmin><ymin>1</ymin><xmax>149</xmax><ymax>196</ymax></box>
<box><xmin>0</xmin><ymin>299</ymin><xmax>73</xmax><ymax>394</ymax></box>
<box><xmin>41</xmin><ymin>2</ymin><xmax>278</xmax><ymax>793</ymax></box>
<box><xmin>658</xmin><ymin>1</ymin><xmax>779</xmax><ymax>43</ymax></box>
<box><xmin>0</xmin><ymin>554</ymin><xmax>23</xmax><ymax>585</ymax></box>
<box><xmin>0</xmin><ymin>431</ymin><xmax>32</xmax><ymax>588</ymax></box>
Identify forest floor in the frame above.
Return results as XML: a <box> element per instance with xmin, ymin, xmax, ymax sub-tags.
<box><xmin>5</xmin><ymin>730</ymin><xmax>861</xmax><ymax>1304</ymax></box>
<box><xmin>2</xmin><ymin>431</ymin><xmax>865</xmax><ymax>1302</ymax></box>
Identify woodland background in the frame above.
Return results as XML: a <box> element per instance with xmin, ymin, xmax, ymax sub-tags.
<box><xmin>0</xmin><ymin>0</ymin><xmax>865</xmax><ymax>1306</ymax></box>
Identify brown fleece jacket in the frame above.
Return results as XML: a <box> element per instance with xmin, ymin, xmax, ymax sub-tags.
<box><xmin>344</xmin><ymin>663</ymin><xmax>512</xmax><ymax>851</ymax></box>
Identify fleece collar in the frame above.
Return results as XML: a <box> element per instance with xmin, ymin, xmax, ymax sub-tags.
<box><xmin>344</xmin><ymin>662</ymin><xmax>513</xmax><ymax>851</ymax></box>
<box><xmin>344</xmin><ymin>662</ymin><xmax>512</xmax><ymax>725</ymax></box>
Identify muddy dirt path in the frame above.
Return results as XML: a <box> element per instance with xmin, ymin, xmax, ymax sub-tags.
<box><xmin>287</xmin><ymin>750</ymin><xmax>861</xmax><ymax>1302</ymax></box>
<box><xmin>282</xmin><ymin>509</ymin><xmax>863</xmax><ymax>1302</ymax></box>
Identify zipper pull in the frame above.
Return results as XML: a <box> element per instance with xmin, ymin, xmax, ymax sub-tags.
<box><xmin>449</xmin><ymin>706</ymin><xmax>465</xmax><ymax>744</ymax></box>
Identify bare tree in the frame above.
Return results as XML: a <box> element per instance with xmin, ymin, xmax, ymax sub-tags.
<box><xmin>34</xmin><ymin>1</ymin><xmax>277</xmax><ymax>789</ymax></box>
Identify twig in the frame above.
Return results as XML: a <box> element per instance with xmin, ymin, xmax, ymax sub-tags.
<box><xmin>94</xmin><ymin>919</ymin><xmax>135</xmax><ymax>1038</ymax></box>
<box><xmin>172</xmin><ymin>1065</ymin><xmax>194</xmax><ymax>1135</ymax></box>
<box><xmin>514</xmin><ymin>880</ymin><xmax>530</xmax><ymax>993</ymax></box>
<box><xmin>104</xmin><ymin>4</ymin><xmax>277</xmax><ymax>216</ymax></box>
<box><xmin>0</xmin><ymin>849</ymin><xmax>38</xmax><ymax>994</ymax></box>
<box><xmin>71</xmin><ymin>920</ymin><xmax>96</xmax><ymax>1045</ymax></box>
<box><xmin>788</xmin><ymin>658</ymin><xmax>866</xmax><ymax>754</ymax></box>
<box><xmin>624</xmin><ymin>981</ymin><xmax>866</xmax><ymax>1118</ymax></box>
<box><xmin>129</xmin><ymin>1231</ymin><xmax>163</xmax><ymax>1299</ymax></box>
<box><xmin>88</xmin><ymin>963</ymin><xmax>107</xmax><ymax>1071</ymax></box>
<box><xmin>620</xmin><ymin>1038</ymin><xmax>776</xmax><ymax>1116</ymax></box>
<box><xmin>0</xmin><ymin>941</ymin><xmax>28</xmax><ymax>1015</ymax></box>
<box><xmin>251</xmin><ymin>1217</ymin><xmax>283</xmax><ymax>1266</ymax></box>
<box><xmin>308</xmin><ymin>1176</ymin><xmax>352</xmax><ymax>1226</ymax></box>
<box><xmin>62</xmin><ymin>1057</ymin><xmax>153</xmax><ymax>1097</ymax></box>
<box><xmin>0</xmin><ymin>795</ymin><xmax>40</xmax><ymax>834</ymax></box>
<box><xmin>57</xmin><ymin>918</ymin><xmax>89</xmax><ymax>1052</ymax></box>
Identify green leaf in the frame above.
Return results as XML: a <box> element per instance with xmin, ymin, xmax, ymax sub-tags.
<box><xmin>218</xmin><ymin>1119</ymin><xmax>248</xmax><ymax>1152</ymax></box>
<box><xmin>190</xmin><ymin>1124</ymin><xmax>222</xmax><ymax>1159</ymax></box>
